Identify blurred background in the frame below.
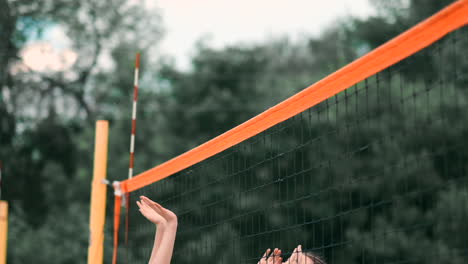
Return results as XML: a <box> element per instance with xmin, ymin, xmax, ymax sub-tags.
<box><xmin>0</xmin><ymin>0</ymin><xmax>465</xmax><ymax>263</ymax></box>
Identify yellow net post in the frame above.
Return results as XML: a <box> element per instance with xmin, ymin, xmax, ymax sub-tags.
<box><xmin>87</xmin><ymin>120</ymin><xmax>109</xmax><ymax>264</ymax></box>
<box><xmin>0</xmin><ymin>201</ymin><xmax>7</xmax><ymax>264</ymax></box>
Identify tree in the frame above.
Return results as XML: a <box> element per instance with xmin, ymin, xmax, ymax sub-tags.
<box><xmin>1</xmin><ymin>0</ymin><xmax>162</xmax><ymax>262</ymax></box>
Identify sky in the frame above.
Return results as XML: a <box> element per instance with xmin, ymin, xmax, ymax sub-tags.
<box><xmin>156</xmin><ymin>0</ymin><xmax>375</xmax><ymax>69</ymax></box>
<box><xmin>20</xmin><ymin>0</ymin><xmax>375</xmax><ymax>72</ymax></box>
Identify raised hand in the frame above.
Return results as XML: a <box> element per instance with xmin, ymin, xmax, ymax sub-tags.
<box><xmin>138</xmin><ymin>198</ymin><xmax>179</xmax><ymax>264</ymax></box>
<box><xmin>136</xmin><ymin>199</ymin><xmax>166</xmax><ymax>225</ymax></box>
<box><xmin>140</xmin><ymin>196</ymin><xmax>177</xmax><ymax>225</ymax></box>
<box><xmin>284</xmin><ymin>245</ymin><xmax>314</xmax><ymax>264</ymax></box>
<box><xmin>286</xmin><ymin>246</ymin><xmax>299</xmax><ymax>264</ymax></box>
<box><xmin>258</xmin><ymin>248</ymin><xmax>282</xmax><ymax>264</ymax></box>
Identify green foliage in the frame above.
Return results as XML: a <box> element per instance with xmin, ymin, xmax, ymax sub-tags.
<box><xmin>1</xmin><ymin>0</ymin><xmax>162</xmax><ymax>263</ymax></box>
<box><xmin>9</xmin><ymin>203</ymin><xmax>89</xmax><ymax>263</ymax></box>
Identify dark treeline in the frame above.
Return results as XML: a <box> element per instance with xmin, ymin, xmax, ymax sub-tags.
<box><xmin>0</xmin><ymin>0</ymin><xmax>466</xmax><ymax>263</ymax></box>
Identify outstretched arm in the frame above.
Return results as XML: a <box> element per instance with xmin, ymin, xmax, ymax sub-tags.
<box><xmin>149</xmin><ymin>224</ymin><xmax>165</xmax><ymax>263</ymax></box>
<box><xmin>137</xmin><ymin>197</ymin><xmax>178</xmax><ymax>264</ymax></box>
<box><xmin>154</xmin><ymin>218</ymin><xmax>177</xmax><ymax>264</ymax></box>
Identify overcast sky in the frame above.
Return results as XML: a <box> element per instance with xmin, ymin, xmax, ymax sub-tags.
<box><xmin>21</xmin><ymin>0</ymin><xmax>375</xmax><ymax>72</ymax></box>
<box><xmin>156</xmin><ymin>0</ymin><xmax>375</xmax><ymax>69</ymax></box>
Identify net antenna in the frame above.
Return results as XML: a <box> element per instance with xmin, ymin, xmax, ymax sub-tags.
<box><xmin>125</xmin><ymin>53</ymin><xmax>141</xmax><ymax>261</ymax></box>
<box><xmin>129</xmin><ymin>52</ymin><xmax>140</xmax><ymax>180</ymax></box>
<box><xmin>111</xmin><ymin>53</ymin><xmax>141</xmax><ymax>264</ymax></box>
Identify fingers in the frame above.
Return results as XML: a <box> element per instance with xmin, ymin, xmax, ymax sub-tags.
<box><xmin>137</xmin><ymin>200</ymin><xmax>150</xmax><ymax>211</ymax></box>
<box><xmin>140</xmin><ymin>197</ymin><xmax>163</xmax><ymax>214</ymax></box>
<box><xmin>273</xmin><ymin>249</ymin><xmax>282</xmax><ymax>264</ymax></box>
<box><xmin>297</xmin><ymin>245</ymin><xmax>307</xmax><ymax>264</ymax></box>
<box><xmin>136</xmin><ymin>201</ymin><xmax>151</xmax><ymax>218</ymax></box>
<box><xmin>286</xmin><ymin>246</ymin><xmax>299</xmax><ymax>264</ymax></box>
<box><xmin>138</xmin><ymin>197</ymin><xmax>166</xmax><ymax>217</ymax></box>
<box><xmin>268</xmin><ymin>249</ymin><xmax>276</xmax><ymax>263</ymax></box>
<box><xmin>140</xmin><ymin>196</ymin><xmax>164</xmax><ymax>213</ymax></box>
<box><xmin>258</xmin><ymin>249</ymin><xmax>270</xmax><ymax>264</ymax></box>
<box><xmin>264</xmin><ymin>246</ymin><xmax>304</xmax><ymax>264</ymax></box>
<box><xmin>137</xmin><ymin>200</ymin><xmax>154</xmax><ymax>215</ymax></box>
<box><xmin>136</xmin><ymin>199</ymin><xmax>168</xmax><ymax>225</ymax></box>
<box><xmin>268</xmin><ymin>248</ymin><xmax>281</xmax><ymax>264</ymax></box>
<box><xmin>140</xmin><ymin>196</ymin><xmax>161</xmax><ymax>208</ymax></box>
<box><xmin>136</xmin><ymin>200</ymin><xmax>144</xmax><ymax>210</ymax></box>
<box><xmin>139</xmin><ymin>196</ymin><xmax>169</xmax><ymax>214</ymax></box>
<box><xmin>259</xmin><ymin>248</ymin><xmax>284</xmax><ymax>264</ymax></box>
<box><xmin>139</xmin><ymin>195</ymin><xmax>151</xmax><ymax>202</ymax></box>
<box><xmin>140</xmin><ymin>196</ymin><xmax>155</xmax><ymax>205</ymax></box>
<box><xmin>268</xmin><ymin>249</ymin><xmax>275</xmax><ymax>264</ymax></box>
<box><xmin>153</xmin><ymin>201</ymin><xmax>165</xmax><ymax>211</ymax></box>
<box><xmin>137</xmin><ymin>201</ymin><xmax>151</xmax><ymax>215</ymax></box>
<box><xmin>139</xmin><ymin>197</ymin><xmax>180</xmax><ymax>225</ymax></box>
<box><xmin>140</xmin><ymin>196</ymin><xmax>154</xmax><ymax>207</ymax></box>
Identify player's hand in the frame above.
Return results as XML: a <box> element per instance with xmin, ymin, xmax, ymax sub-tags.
<box><xmin>285</xmin><ymin>246</ymin><xmax>300</xmax><ymax>263</ymax></box>
<box><xmin>140</xmin><ymin>196</ymin><xmax>178</xmax><ymax>226</ymax></box>
<box><xmin>258</xmin><ymin>248</ymin><xmax>282</xmax><ymax>264</ymax></box>
<box><xmin>136</xmin><ymin>198</ymin><xmax>167</xmax><ymax>226</ymax></box>
<box><xmin>284</xmin><ymin>245</ymin><xmax>312</xmax><ymax>264</ymax></box>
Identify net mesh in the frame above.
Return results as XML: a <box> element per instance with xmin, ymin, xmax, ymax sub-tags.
<box><xmin>118</xmin><ymin>26</ymin><xmax>468</xmax><ymax>264</ymax></box>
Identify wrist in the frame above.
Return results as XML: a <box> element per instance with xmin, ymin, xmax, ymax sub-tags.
<box><xmin>167</xmin><ymin>215</ymin><xmax>178</xmax><ymax>226</ymax></box>
<box><xmin>155</xmin><ymin>223</ymin><xmax>166</xmax><ymax>230</ymax></box>
<box><xmin>167</xmin><ymin>220</ymin><xmax>178</xmax><ymax>229</ymax></box>
<box><xmin>155</xmin><ymin>219</ymin><xmax>168</xmax><ymax>228</ymax></box>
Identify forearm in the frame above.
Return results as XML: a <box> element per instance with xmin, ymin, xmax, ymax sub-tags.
<box><xmin>149</xmin><ymin>225</ymin><xmax>165</xmax><ymax>263</ymax></box>
<box><xmin>151</xmin><ymin>222</ymin><xmax>177</xmax><ymax>264</ymax></box>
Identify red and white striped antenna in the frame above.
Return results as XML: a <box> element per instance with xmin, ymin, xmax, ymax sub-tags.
<box><xmin>123</xmin><ymin>53</ymin><xmax>141</xmax><ymax>260</ymax></box>
<box><xmin>128</xmin><ymin>53</ymin><xmax>140</xmax><ymax>180</ymax></box>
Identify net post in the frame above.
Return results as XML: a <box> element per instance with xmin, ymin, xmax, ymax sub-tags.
<box><xmin>87</xmin><ymin>120</ymin><xmax>109</xmax><ymax>264</ymax></box>
<box><xmin>0</xmin><ymin>201</ymin><xmax>7</xmax><ymax>264</ymax></box>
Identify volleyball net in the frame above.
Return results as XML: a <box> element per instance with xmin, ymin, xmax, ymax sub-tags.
<box><xmin>112</xmin><ymin>1</ymin><xmax>468</xmax><ymax>263</ymax></box>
